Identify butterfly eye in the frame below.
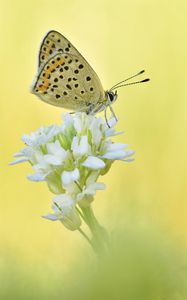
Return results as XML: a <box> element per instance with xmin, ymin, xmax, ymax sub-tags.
<box><xmin>107</xmin><ymin>91</ymin><xmax>117</xmax><ymax>103</ymax></box>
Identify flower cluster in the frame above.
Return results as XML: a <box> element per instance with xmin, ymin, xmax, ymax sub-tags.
<box><xmin>11</xmin><ymin>113</ymin><xmax>134</xmax><ymax>231</ymax></box>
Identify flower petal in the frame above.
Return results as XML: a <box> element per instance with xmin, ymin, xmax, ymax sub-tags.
<box><xmin>84</xmin><ymin>182</ymin><xmax>106</xmax><ymax>195</ymax></box>
<box><xmin>106</xmin><ymin>143</ymin><xmax>128</xmax><ymax>151</ymax></box>
<box><xmin>82</xmin><ymin>156</ymin><xmax>105</xmax><ymax>170</ymax></box>
<box><xmin>102</xmin><ymin>149</ymin><xmax>135</xmax><ymax>160</ymax></box>
<box><xmin>42</xmin><ymin>214</ymin><xmax>58</xmax><ymax>221</ymax></box>
<box><xmin>47</xmin><ymin>140</ymin><xmax>66</xmax><ymax>159</ymax></box>
<box><xmin>53</xmin><ymin>194</ymin><xmax>74</xmax><ymax>209</ymax></box>
<box><xmin>71</xmin><ymin>135</ymin><xmax>89</xmax><ymax>156</ymax></box>
<box><xmin>73</xmin><ymin>115</ymin><xmax>82</xmax><ymax>133</ymax></box>
<box><xmin>9</xmin><ymin>157</ymin><xmax>29</xmax><ymax>165</ymax></box>
<box><xmin>61</xmin><ymin>168</ymin><xmax>80</xmax><ymax>185</ymax></box>
<box><xmin>27</xmin><ymin>172</ymin><xmax>48</xmax><ymax>181</ymax></box>
<box><xmin>44</xmin><ymin>154</ymin><xmax>63</xmax><ymax>165</ymax></box>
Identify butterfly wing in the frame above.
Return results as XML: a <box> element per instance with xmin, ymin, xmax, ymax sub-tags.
<box><xmin>33</xmin><ymin>30</ymin><xmax>105</xmax><ymax>111</ymax></box>
<box><xmin>32</xmin><ymin>51</ymin><xmax>105</xmax><ymax>111</ymax></box>
<box><xmin>38</xmin><ymin>30</ymin><xmax>79</xmax><ymax>68</ymax></box>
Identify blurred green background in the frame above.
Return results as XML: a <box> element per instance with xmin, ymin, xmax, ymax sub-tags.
<box><xmin>0</xmin><ymin>0</ymin><xmax>187</xmax><ymax>298</ymax></box>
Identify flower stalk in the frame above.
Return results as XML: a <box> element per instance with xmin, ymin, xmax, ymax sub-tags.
<box><xmin>81</xmin><ymin>206</ymin><xmax>109</xmax><ymax>256</ymax></box>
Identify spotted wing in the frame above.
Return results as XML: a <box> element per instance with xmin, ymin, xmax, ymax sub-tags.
<box><xmin>38</xmin><ymin>30</ymin><xmax>88</xmax><ymax>68</ymax></box>
<box><xmin>32</xmin><ymin>51</ymin><xmax>105</xmax><ymax>111</ymax></box>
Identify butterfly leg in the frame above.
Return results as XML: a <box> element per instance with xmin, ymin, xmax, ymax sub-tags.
<box><xmin>87</xmin><ymin>103</ymin><xmax>105</xmax><ymax>115</ymax></box>
<box><xmin>104</xmin><ymin>107</ymin><xmax>111</xmax><ymax>128</ymax></box>
<box><xmin>108</xmin><ymin>103</ymin><xmax>118</xmax><ymax>122</ymax></box>
<box><xmin>87</xmin><ymin>103</ymin><xmax>111</xmax><ymax>128</ymax></box>
<box><xmin>85</xmin><ymin>103</ymin><xmax>96</xmax><ymax>115</ymax></box>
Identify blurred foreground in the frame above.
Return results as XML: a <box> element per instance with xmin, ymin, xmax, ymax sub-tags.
<box><xmin>1</xmin><ymin>225</ymin><xmax>186</xmax><ymax>300</ymax></box>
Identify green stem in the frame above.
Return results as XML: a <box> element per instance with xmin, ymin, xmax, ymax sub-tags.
<box><xmin>78</xmin><ymin>227</ymin><xmax>93</xmax><ymax>248</ymax></box>
<box><xmin>81</xmin><ymin>205</ymin><xmax>109</xmax><ymax>256</ymax></box>
<box><xmin>76</xmin><ymin>206</ymin><xmax>87</xmax><ymax>223</ymax></box>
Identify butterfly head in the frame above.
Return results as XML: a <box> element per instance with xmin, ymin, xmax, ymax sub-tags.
<box><xmin>106</xmin><ymin>90</ymin><xmax>118</xmax><ymax>105</ymax></box>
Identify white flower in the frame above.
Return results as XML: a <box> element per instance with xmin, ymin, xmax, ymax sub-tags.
<box><xmin>77</xmin><ymin>182</ymin><xmax>106</xmax><ymax>207</ymax></box>
<box><xmin>43</xmin><ymin>194</ymin><xmax>81</xmax><ymax>231</ymax></box>
<box><xmin>11</xmin><ymin>112</ymin><xmax>134</xmax><ymax>230</ymax></box>
<box><xmin>44</xmin><ymin>140</ymin><xmax>67</xmax><ymax>166</ymax></box>
<box><xmin>76</xmin><ymin>171</ymin><xmax>105</xmax><ymax>207</ymax></box>
<box><xmin>61</xmin><ymin>168</ymin><xmax>80</xmax><ymax>185</ymax></box>
<box><xmin>71</xmin><ymin>135</ymin><xmax>89</xmax><ymax>157</ymax></box>
<box><xmin>102</xmin><ymin>142</ymin><xmax>135</xmax><ymax>160</ymax></box>
<box><xmin>22</xmin><ymin>125</ymin><xmax>59</xmax><ymax>147</ymax></box>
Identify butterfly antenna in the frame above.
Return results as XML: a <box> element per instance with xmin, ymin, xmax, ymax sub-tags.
<box><xmin>110</xmin><ymin>70</ymin><xmax>146</xmax><ymax>90</ymax></box>
<box><xmin>111</xmin><ymin>78</ymin><xmax>150</xmax><ymax>90</ymax></box>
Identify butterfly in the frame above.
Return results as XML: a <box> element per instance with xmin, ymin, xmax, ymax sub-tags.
<box><xmin>31</xmin><ymin>30</ymin><xmax>149</xmax><ymax>122</ymax></box>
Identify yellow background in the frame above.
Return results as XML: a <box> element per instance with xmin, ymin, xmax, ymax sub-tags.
<box><xmin>0</xmin><ymin>0</ymin><xmax>187</xmax><ymax>297</ymax></box>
